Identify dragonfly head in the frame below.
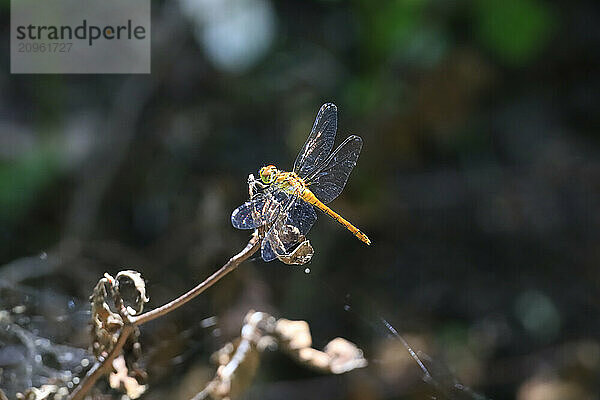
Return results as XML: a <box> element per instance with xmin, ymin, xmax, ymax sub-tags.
<box><xmin>259</xmin><ymin>165</ymin><xmax>277</xmax><ymax>184</ymax></box>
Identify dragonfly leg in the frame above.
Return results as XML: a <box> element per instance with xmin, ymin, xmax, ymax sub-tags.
<box><xmin>247</xmin><ymin>174</ymin><xmax>268</xmax><ymax>197</ymax></box>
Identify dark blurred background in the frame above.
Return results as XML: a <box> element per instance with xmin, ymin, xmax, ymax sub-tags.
<box><xmin>1</xmin><ymin>0</ymin><xmax>599</xmax><ymax>399</ymax></box>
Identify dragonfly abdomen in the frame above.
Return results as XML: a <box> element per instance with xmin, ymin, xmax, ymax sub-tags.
<box><xmin>300</xmin><ymin>189</ymin><xmax>371</xmax><ymax>245</ymax></box>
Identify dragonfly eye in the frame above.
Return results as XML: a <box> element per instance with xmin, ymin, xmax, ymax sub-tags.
<box><xmin>259</xmin><ymin>165</ymin><xmax>276</xmax><ymax>184</ymax></box>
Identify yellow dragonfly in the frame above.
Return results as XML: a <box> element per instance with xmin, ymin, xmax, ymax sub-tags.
<box><xmin>231</xmin><ymin>103</ymin><xmax>370</xmax><ymax>262</ymax></box>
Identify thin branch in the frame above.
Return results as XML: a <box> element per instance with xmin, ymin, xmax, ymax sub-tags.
<box><xmin>68</xmin><ymin>324</ymin><xmax>134</xmax><ymax>400</ymax></box>
<box><xmin>131</xmin><ymin>234</ymin><xmax>260</xmax><ymax>326</ymax></box>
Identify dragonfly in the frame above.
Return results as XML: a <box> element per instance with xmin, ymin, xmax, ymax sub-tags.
<box><xmin>231</xmin><ymin>103</ymin><xmax>370</xmax><ymax>263</ymax></box>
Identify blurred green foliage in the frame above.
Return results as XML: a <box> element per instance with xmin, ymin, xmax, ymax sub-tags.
<box><xmin>473</xmin><ymin>0</ymin><xmax>555</xmax><ymax>65</ymax></box>
<box><xmin>0</xmin><ymin>147</ymin><xmax>60</xmax><ymax>223</ymax></box>
<box><xmin>357</xmin><ymin>0</ymin><xmax>426</xmax><ymax>64</ymax></box>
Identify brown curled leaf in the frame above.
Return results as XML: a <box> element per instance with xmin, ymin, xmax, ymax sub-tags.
<box><xmin>89</xmin><ymin>270</ymin><xmax>148</xmax><ymax>390</ymax></box>
<box><xmin>277</xmin><ymin>239</ymin><xmax>314</xmax><ymax>265</ymax></box>
<box><xmin>115</xmin><ymin>270</ymin><xmax>149</xmax><ymax>316</ymax></box>
<box><xmin>324</xmin><ymin>337</ymin><xmax>368</xmax><ymax>374</ymax></box>
<box><xmin>90</xmin><ymin>273</ymin><xmax>122</xmax><ymax>359</ymax></box>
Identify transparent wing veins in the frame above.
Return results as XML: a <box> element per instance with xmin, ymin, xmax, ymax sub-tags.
<box><xmin>293</xmin><ymin>103</ymin><xmax>338</xmax><ymax>179</ymax></box>
<box><xmin>306</xmin><ymin>135</ymin><xmax>363</xmax><ymax>204</ymax></box>
<box><xmin>231</xmin><ymin>190</ymin><xmax>292</xmax><ymax>230</ymax></box>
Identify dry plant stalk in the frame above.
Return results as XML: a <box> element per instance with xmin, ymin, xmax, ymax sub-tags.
<box><xmin>193</xmin><ymin>310</ymin><xmax>368</xmax><ymax>400</ymax></box>
<box><xmin>66</xmin><ymin>234</ymin><xmax>261</xmax><ymax>400</ymax></box>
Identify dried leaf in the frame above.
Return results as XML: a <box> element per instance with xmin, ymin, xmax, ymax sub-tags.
<box><xmin>16</xmin><ymin>385</ymin><xmax>68</xmax><ymax>400</ymax></box>
<box><xmin>324</xmin><ymin>337</ymin><xmax>368</xmax><ymax>374</ymax></box>
<box><xmin>89</xmin><ymin>270</ymin><xmax>148</xmax><ymax>394</ymax></box>
<box><xmin>115</xmin><ymin>270</ymin><xmax>149</xmax><ymax>315</ymax></box>
<box><xmin>275</xmin><ymin>319</ymin><xmax>312</xmax><ymax>350</ymax></box>
<box><xmin>90</xmin><ymin>273</ymin><xmax>122</xmax><ymax>359</ymax></box>
<box><xmin>109</xmin><ymin>356</ymin><xmax>147</xmax><ymax>399</ymax></box>
<box><xmin>277</xmin><ymin>239</ymin><xmax>314</xmax><ymax>265</ymax></box>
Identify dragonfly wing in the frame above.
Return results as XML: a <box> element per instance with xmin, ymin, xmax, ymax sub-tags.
<box><xmin>261</xmin><ymin>210</ymin><xmax>289</xmax><ymax>262</ymax></box>
<box><xmin>261</xmin><ymin>199</ymin><xmax>317</xmax><ymax>262</ymax></box>
<box><xmin>261</xmin><ymin>230</ymin><xmax>279</xmax><ymax>262</ymax></box>
<box><xmin>287</xmin><ymin>198</ymin><xmax>317</xmax><ymax>235</ymax></box>
<box><xmin>231</xmin><ymin>191</ymin><xmax>289</xmax><ymax>230</ymax></box>
<box><xmin>293</xmin><ymin>103</ymin><xmax>338</xmax><ymax>178</ymax></box>
<box><xmin>306</xmin><ymin>135</ymin><xmax>363</xmax><ymax>204</ymax></box>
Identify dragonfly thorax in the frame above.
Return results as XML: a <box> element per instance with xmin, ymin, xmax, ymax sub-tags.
<box><xmin>259</xmin><ymin>165</ymin><xmax>306</xmax><ymax>195</ymax></box>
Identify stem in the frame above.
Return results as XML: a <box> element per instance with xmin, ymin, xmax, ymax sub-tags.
<box><xmin>69</xmin><ymin>324</ymin><xmax>134</xmax><ymax>400</ymax></box>
<box><xmin>68</xmin><ymin>235</ymin><xmax>260</xmax><ymax>400</ymax></box>
<box><xmin>131</xmin><ymin>235</ymin><xmax>260</xmax><ymax>326</ymax></box>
